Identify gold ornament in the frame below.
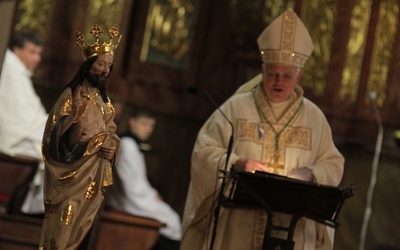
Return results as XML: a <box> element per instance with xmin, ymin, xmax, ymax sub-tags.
<box><xmin>76</xmin><ymin>24</ymin><xmax>123</xmax><ymax>60</ymax></box>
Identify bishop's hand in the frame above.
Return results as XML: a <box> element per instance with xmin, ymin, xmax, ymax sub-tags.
<box><xmin>235</xmin><ymin>158</ymin><xmax>267</xmax><ymax>173</ymax></box>
<box><xmin>288</xmin><ymin>167</ymin><xmax>314</xmax><ymax>182</ymax></box>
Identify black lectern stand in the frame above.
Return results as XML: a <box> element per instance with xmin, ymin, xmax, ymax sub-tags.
<box><xmin>223</xmin><ymin>166</ymin><xmax>355</xmax><ymax>250</ymax></box>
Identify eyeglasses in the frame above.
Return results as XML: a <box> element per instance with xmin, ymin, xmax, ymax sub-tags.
<box><xmin>265</xmin><ymin>72</ymin><xmax>295</xmax><ymax>82</ymax></box>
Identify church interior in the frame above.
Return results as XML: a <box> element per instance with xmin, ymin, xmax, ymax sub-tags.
<box><xmin>0</xmin><ymin>0</ymin><xmax>400</xmax><ymax>249</ymax></box>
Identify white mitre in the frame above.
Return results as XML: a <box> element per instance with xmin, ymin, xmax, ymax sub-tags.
<box><xmin>257</xmin><ymin>8</ymin><xmax>314</xmax><ymax>68</ymax></box>
<box><xmin>235</xmin><ymin>9</ymin><xmax>314</xmax><ymax>95</ymax></box>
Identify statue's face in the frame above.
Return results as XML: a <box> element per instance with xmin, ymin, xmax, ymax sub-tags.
<box><xmin>87</xmin><ymin>54</ymin><xmax>114</xmax><ymax>88</ymax></box>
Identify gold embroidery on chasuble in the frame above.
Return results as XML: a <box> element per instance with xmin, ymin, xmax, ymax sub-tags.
<box><xmin>237</xmin><ymin>120</ymin><xmax>266</xmax><ymax>144</ymax></box>
<box><xmin>251</xmin><ymin>87</ymin><xmax>310</xmax><ymax>175</ymax></box>
<box><xmin>254</xmin><ymin>209</ymin><xmax>267</xmax><ymax>249</ymax></box>
<box><xmin>284</xmin><ymin>126</ymin><xmax>311</xmax><ymax>151</ymax></box>
<box><xmin>262</xmin><ymin>127</ymin><xmax>310</xmax><ymax>175</ymax></box>
<box><xmin>268</xmin><ymin>127</ymin><xmax>311</xmax><ymax>174</ymax></box>
<box><xmin>236</xmin><ymin>121</ymin><xmax>310</xmax><ymax>175</ymax></box>
<box><xmin>60</xmin><ymin>204</ymin><xmax>74</xmax><ymax>226</ymax></box>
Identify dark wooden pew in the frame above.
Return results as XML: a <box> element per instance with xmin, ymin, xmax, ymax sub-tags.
<box><xmin>94</xmin><ymin>210</ymin><xmax>164</xmax><ymax>250</ymax></box>
<box><xmin>0</xmin><ymin>211</ymin><xmax>163</xmax><ymax>250</ymax></box>
<box><xmin>0</xmin><ymin>153</ymin><xmax>39</xmax><ymax>215</ymax></box>
<box><xmin>0</xmin><ymin>214</ymin><xmax>42</xmax><ymax>250</ymax></box>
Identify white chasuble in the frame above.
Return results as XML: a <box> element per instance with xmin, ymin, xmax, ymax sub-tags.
<box><xmin>182</xmin><ymin>84</ymin><xmax>344</xmax><ymax>250</ymax></box>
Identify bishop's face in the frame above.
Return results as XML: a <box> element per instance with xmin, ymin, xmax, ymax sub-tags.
<box><xmin>261</xmin><ymin>64</ymin><xmax>303</xmax><ymax>103</ymax></box>
<box><xmin>86</xmin><ymin>54</ymin><xmax>114</xmax><ymax>88</ymax></box>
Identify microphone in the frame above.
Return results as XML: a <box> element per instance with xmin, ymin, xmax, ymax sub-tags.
<box><xmin>187</xmin><ymin>86</ymin><xmax>234</xmax><ymax>133</ymax></box>
<box><xmin>187</xmin><ymin>86</ymin><xmax>233</xmax><ymax>250</ymax></box>
<box><xmin>188</xmin><ymin>86</ymin><xmax>265</xmax><ymax>139</ymax></box>
<box><xmin>187</xmin><ymin>87</ymin><xmax>266</xmax><ymax>171</ymax></box>
<box><xmin>187</xmin><ymin>86</ymin><xmax>265</xmax><ymax>250</ymax></box>
<box><xmin>359</xmin><ymin>91</ymin><xmax>384</xmax><ymax>250</ymax></box>
<box><xmin>228</xmin><ymin>121</ymin><xmax>265</xmax><ymax>173</ymax></box>
<box><xmin>187</xmin><ymin>86</ymin><xmax>235</xmax><ymax>177</ymax></box>
<box><xmin>187</xmin><ymin>87</ymin><xmax>268</xmax><ymax>166</ymax></box>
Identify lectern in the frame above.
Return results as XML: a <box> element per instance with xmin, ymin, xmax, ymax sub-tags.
<box><xmin>223</xmin><ymin>166</ymin><xmax>355</xmax><ymax>250</ymax></box>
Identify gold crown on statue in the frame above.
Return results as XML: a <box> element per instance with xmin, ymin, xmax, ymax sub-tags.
<box><xmin>76</xmin><ymin>24</ymin><xmax>123</xmax><ymax>60</ymax></box>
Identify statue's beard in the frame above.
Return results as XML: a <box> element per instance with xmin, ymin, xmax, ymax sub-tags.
<box><xmin>86</xmin><ymin>71</ymin><xmax>108</xmax><ymax>90</ymax></box>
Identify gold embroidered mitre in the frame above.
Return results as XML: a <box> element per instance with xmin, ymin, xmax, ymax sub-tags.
<box><xmin>76</xmin><ymin>24</ymin><xmax>123</xmax><ymax>60</ymax></box>
<box><xmin>257</xmin><ymin>9</ymin><xmax>314</xmax><ymax>68</ymax></box>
